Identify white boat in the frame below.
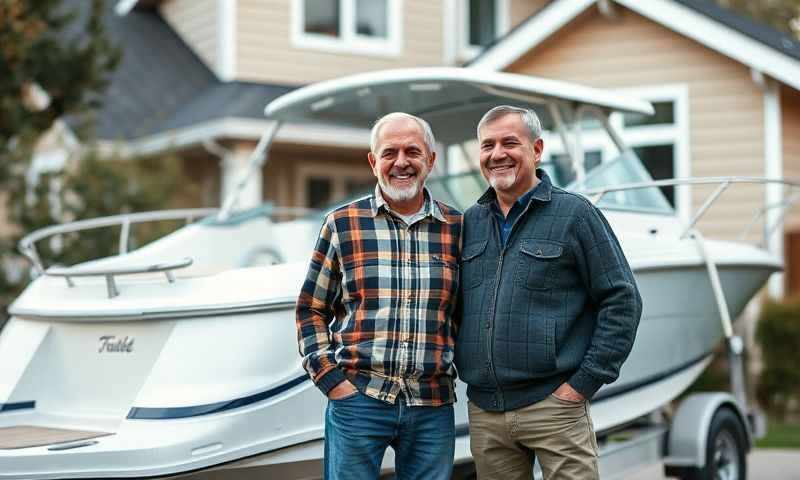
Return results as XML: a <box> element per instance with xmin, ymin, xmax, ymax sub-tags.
<box><xmin>0</xmin><ymin>68</ymin><xmax>788</xmax><ymax>479</ymax></box>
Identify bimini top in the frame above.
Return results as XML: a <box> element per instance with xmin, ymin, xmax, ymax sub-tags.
<box><xmin>264</xmin><ymin>67</ymin><xmax>654</xmax><ymax>145</ymax></box>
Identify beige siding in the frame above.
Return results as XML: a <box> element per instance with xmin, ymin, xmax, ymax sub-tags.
<box><xmin>161</xmin><ymin>0</ymin><xmax>218</xmax><ymax>71</ymax></box>
<box><xmin>509</xmin><ymin>0</ymin><xmax>549</xmax><ymax>29</ymax></box>
<box><xmin>507</xmin><ymin>6</ymin><xmax>765</xmax><ymax>240</ymax></box>
<box><xmin>236</xmin><ymin>0</ymin><xmax>443</xmax><ymax>84</ymax></box>
<box><xmin>783</xmin><ymin>86</ymin><xmax>800</xmax><ymax>230</ymax></box>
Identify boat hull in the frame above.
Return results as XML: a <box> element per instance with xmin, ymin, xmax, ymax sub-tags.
<box><xmin>0</xmin><ymin>256</ymin><xmax>776</xmax><ymax>478</ymax></box>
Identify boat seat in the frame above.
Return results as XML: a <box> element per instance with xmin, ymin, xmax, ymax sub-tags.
<box><xmin>0</xmin><ymin>426</ymin><xmax>112</xmax><ymax>449</ymax></box>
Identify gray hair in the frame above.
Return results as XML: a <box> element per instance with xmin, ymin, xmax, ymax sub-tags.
<box><xmin>370</xmin><ymin>112</ymin><xmax>436</xmax><ymax>155</ymax></box>
<box><xmin>477</xmin><ymin>105</ymin><xmax>543</xmax><ymax>142</ymax></box>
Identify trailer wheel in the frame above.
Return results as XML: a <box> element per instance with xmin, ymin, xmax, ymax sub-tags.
<box><xmin>681</xmin><ymin>407</ymin><xmax>747</xmax><ymax>480</ymax></box>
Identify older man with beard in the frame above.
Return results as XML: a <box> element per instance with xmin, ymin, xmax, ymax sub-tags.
<box><xmin>455</xmin><ymin>106</ymin><xmax>642</xmax><ymax>480</ymax></box>
<box><xmin>296</xmin><ymin>112</ymin><xmax>462</xmax><ymax>480</ymax></box>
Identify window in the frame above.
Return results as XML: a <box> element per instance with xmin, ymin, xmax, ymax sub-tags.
<box><xmin>633</xmin><ymin>144</ymin><xmax>675</xmax><ymax>205</ymax></box>
<box><xmin>612</xmin><ymin>84</ymin><xmax>690</xmax><ymax>221</ymax></box>
<box><xmin>460</xmin><ymin>0</ymin><xmax>508</xmax><ymax>59</ymax></box>
<box><xmin>622</xmin><ymin>101</ymin><xmax>678</xmax><ymax>207</ymax></box>
<box><xmin>306</xmin><ymin>177</ymin><xmax>334</xmax><ymax>209</ymax></box>
<box><xmin>293</xmin><ymin>0</ymin><xmax>401</xmax><ymax>56</ymax></box>
<box><xmin>623</xmin><ymin>101</ymin><xmax>675</xmax><ymax>128</ymax></box>
<box><xmin>295</xmin><ymin>163</ymin><xmax>376</xmax><ymax>209</ymax></box>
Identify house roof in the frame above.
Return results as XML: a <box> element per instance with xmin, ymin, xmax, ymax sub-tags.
<box><xmin>469</xmin><ymin>0</ymin><xmax>800</xmax><ymax>91</ymax></box>
<box><xmin>673</xmin><ymin>0</ymin><xmax>800</xmax><ymax>61</ymax></box>
<box><xmin>64</xmin><ymin>0</ymin><xmax>292</xmax><ymax>142</ymax></box>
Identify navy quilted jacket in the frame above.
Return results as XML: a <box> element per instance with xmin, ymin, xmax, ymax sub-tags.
<box><xmin>455</xmin><ymin>171</ymin><xmax>642</xmax><ymax>412</ymax></box>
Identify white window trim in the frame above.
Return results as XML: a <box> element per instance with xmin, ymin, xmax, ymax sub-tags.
<box><xmin>291</xmin><ymin>0</ymin><xmax>403</xmax><ymax>58</ymax></box>
<box><xmin>540</xmin><ymin>84</ymin><xmax>689</xmax><ymax>221</ymax></box>
<box><xmin>217</xmin><ymin>0</ymin><xmax>237</xmax><ymax>81</ymax></box>
<box><xmin>613</xmin><ymin>84</ymin><xmax>690</xmax><ymax>224</ymax></box>
<box><xmin>459</xmin><ymin>0</ymin><xmax>509</xmax><ymax>61</ymax></box>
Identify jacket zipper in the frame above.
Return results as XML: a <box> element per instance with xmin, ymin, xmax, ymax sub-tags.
<box><xmin>486</xmin><ymin>199</ymin><xmax>537</xmax><ymax>409</ymax></box>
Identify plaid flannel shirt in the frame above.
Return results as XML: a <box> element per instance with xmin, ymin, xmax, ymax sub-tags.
<box><xmin>296</xmin><ymin>187</ymin><xmax>462</xmax><ymax>406</ymax></box>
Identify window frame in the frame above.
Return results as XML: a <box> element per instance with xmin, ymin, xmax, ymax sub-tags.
<box><xmin>613</xmin><ymin>84</ymin><xmax>690</xmax><ymax>223</ymax></box>
<box><xmin>294</xmin><ymin>162</ymin><xmax>376</xmax><ymax>208</ymax></box>
<box><xmin>459</xmin><ymin>0</ymin><xmax>509</xmax><ymax>60</ymax></box>
<box><xmin>541</xmin><ymin>84</ymin><xmax>689</xmax><ymax>221</ymax></box>
<box><xmin>291</xmin><ymin>0</ymin><xmax>403</xmax><ymax>57</ymax></box>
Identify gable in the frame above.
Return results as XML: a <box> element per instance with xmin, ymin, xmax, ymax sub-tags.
<box><xmin>507</xmin><ymin>6</ymin><xmax>767</xmax><ymax>240</ymax></box>
<box><xmin>471</xmin><ymin>0</ymin><xmax>800</xmax><ymax>92</ymax></box>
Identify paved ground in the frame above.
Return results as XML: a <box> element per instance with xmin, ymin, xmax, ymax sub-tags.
<box><xmin>622</xmin><ymin>449</ymin><xmax>800</xmax><ymax>480</ymax></box>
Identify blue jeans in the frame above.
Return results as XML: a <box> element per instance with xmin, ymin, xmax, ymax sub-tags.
<box><xmin>324</xmin><ymin>391</ymin><xmax>455</xmax><ymax>480</ymax></box>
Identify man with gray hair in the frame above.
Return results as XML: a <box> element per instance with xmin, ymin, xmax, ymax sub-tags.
<box><xmin>455</xmin><ymin>106</ymin><xmax>642</xmax><ymax>479</ymax></box>
<box><xmin>297</xmin><ymin>112</ymin><xmax>462</xmax><ymax>479</ymax></box>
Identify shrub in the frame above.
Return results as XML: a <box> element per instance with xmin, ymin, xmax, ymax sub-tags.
<box><xmin>756</xmin><ymin>298</ymin><xmax>800</xmax><ymax>418</ymax></box>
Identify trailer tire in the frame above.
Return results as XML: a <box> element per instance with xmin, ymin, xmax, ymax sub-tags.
<box><xmin>680</xmin><ymin>407</ymin><xmax>747</xmax><ymax>480</ymax></box>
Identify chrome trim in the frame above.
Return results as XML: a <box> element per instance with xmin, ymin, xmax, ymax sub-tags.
<box><xmin>18</xmin><ymin>208</ymin><xmax>218</xmax><ymax>274</ymax></box>
<box><xmin>581</xmin><ymin>176</ymin><xmax>800</xmax><ymax>247</ymax></box>
<box><xmin>9</xmin><ymin>299</ymin><xmax>297</xmax><ymax>323</ymax></box>
<box><xmin>45</xmin><ymin>258</ymin><xmax>194</xmax><ymax>298</ymax></box>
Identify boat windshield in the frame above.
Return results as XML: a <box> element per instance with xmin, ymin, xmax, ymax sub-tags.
<box><xmin>567</xmin><ymin>150</ymin><xmax>674</xmax><ymax>215</ymax></box>
<box><xmin>424</xmin><ymin>150</ymin><xmax>674</xmax><ymax>215</ymax></box>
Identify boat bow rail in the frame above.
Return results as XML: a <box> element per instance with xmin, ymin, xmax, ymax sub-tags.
<box><xmin>18</xmin><ymin>208</ymin><xmax>218</xmax><ymax>276</ymax></box>
<box><xmin>45</xmin><ymin>258</ymin><xmax>193</xmax><ymax>299</ymax></box>
<box><xmin>582</xmin><ymin>176</ymin><xmax>800</xmax><ymax>248</ymax></box>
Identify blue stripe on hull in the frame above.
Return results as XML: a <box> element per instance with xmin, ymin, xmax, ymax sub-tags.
<box><xmin>123</xmin><ymin>352</ymin><xmax>712</xmax><ymax>420</ymax></box>
<box><xmin>127</xmin><ymin>375</ymin><xmax>309</xmax><ymax>420</ymax></box>
<box><xmin>0</xmin><ymin>401</ymin><xmax>35</xmax><ymax>413</ymax></box>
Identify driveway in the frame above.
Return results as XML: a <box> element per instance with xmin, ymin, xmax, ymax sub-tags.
<box><xmin>621</xmin><ymin>449</ymin><xmax>800</xmax><ymax>480</ymax></box>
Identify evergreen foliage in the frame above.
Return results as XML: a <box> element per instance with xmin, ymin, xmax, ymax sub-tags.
<box><xmin>0</xmin><ymin>1</ymin><xmax>186</xmax><ymax>328</ymax></box>
<box><xmin>756</xmin><ymin>298</ymin><xmax>800</xmax><ymax>419</ymax></box>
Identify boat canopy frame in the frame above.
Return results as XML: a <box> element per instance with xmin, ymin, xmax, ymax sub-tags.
<box><xmin>16</xmin><ymin>68</ymin><xmax>800</xmax><ymax>291</ymax></box>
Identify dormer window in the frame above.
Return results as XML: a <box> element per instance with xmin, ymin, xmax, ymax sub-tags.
<box><xmin>293</xmin><ymin>0</ymin><xmax>401</xmax><ymax>56</ymax></box>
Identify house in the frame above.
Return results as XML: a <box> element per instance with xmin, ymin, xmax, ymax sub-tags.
<box><xmin>43</xmin><ymin>0</ymin><xmax>547</xmax><ymax>214</ymax></box>
<box><xmin>12</xmin><ymin>0</ymin><xmax>800</xmax><ymax>298</ymax></box>
<box><xmin>464</xmin><ymin>0</ymin><xmax>800</xmax><ymax>298</ymax></box>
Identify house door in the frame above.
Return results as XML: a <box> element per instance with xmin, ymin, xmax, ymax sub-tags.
<box><xmin>785</xmin><ymin>230</ymin><xmax>800</xmax><ymax>297</ymax></box>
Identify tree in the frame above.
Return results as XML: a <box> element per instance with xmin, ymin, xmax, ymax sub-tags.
<box><xmin>0</xmin><ymin>0</ymin><xmax>120</xmax><ymax>180</ymax></box>
<box><xmin>1</xmin><ymin>0</ymin><xmax>121</xmax><ymax>324</ymax></box>
<box><xmin>715</xmin><ymin>0</ymin><xmax>800</xmax><ymax>38</ymax></box>
<box><xmin>0</xmin><ymin>1</ymin><xmax>188</xmax><ymax>327</ymax></box>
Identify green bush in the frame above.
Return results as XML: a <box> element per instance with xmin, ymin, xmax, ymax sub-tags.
<box><xmin>756</xmin><ymin>298</ymin><xmax>800</xmax><ymax>418</ymax></box>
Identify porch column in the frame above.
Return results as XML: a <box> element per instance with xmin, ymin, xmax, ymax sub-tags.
<box><xmin>220</xmin><ymin>142</ymin><xmax>262</xmax><ymax>209</ymax></box>
<box><xmin>761</xmin><ymin>76</ymin><xmax>783</xmax><ymax>298</ymax></box>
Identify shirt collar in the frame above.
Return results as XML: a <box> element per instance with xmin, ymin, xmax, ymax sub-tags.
<box><xmin>477</xmin><ymin>169</ymin><xmax>553</xmax><ymax>207</ymax></box>
<box><xmin>370</xmin><ymin>184</ymin><xmax>449</xmax><ymax>223</ymax></box>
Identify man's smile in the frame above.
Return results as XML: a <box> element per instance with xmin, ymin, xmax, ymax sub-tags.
<box><xmin>488</xmin><ymin>163</ymin><xmax>515</xmax><ymax>173</ymax></box>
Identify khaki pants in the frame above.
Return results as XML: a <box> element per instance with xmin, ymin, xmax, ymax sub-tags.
<box><xmin>468</xmin><ymin>395</ymin><xmax>599</xmax><ymax>480</ymax></box>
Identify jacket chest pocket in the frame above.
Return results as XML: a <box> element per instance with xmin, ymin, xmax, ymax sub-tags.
<box><xmin>516</xmin><ymin>240</ymin><xmax>564</xmax><ymax>290</ymax></box>
<box><xmin>460</xmin><ymin>240</ymin><xmax>487</xmax><ymax>291</ymax></box>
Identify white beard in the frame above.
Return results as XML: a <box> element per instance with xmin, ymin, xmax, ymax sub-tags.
<box><xmin>378</xmin><ymin>174</ymin><xmax>422</xmax><ymax>202</ymax></box>
<box><xmin>378</xmin><ymin>163</ymin><xmax>429</xmax><ymax>202</ymax></box>
<box><xmin>488</xmin><ymin>170</ymin><xmax>516</xmax><ymax>191</ymax></box>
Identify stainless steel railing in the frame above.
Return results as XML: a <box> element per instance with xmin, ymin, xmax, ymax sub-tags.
<box><xmin>582</xmin><ymin>176</ymin><xmax>800</xmax><ymax>248</ymax></box>
<box><xmin>18</xmin><ymin>208</ymin><xmax>219</xmax><ymax>275</ymax></box>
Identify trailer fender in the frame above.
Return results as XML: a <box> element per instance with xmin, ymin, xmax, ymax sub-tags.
<box><xmin>663</xmin><ymin>392</ymin><xmax>752</xmax><ymax>468</ymax></box>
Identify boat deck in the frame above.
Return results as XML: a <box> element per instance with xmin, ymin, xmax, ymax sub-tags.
<box><xmin>0</xmin><ymin>426</ymin><xmax>112</xmax><ymax>449</ymax></box>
